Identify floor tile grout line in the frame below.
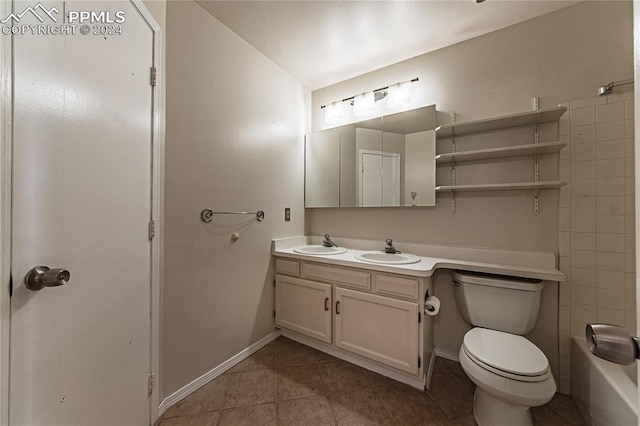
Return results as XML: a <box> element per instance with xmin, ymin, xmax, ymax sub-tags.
<box><xmin>316</xmin><ymin>354</ymin><xmax>339</xmax><ymax>425</ymax></box>
<box><xmin>368</xmin><ymin>382</ymin><xmax>399</xmax><ymax>426</ymax></box>
<box><xmin>275</xmin><ymin>338</ymin><xmax>280</xmax><ymax>425</ymax></box>
<box><xmin>215</xmin><ymin>365</ymin><xmax>234</xmax><ymax>426</ymax></box>
<box><xmin>370</xmin><ymin>383</ymin><xmax>400</xmax><ymax>426</ymax></box>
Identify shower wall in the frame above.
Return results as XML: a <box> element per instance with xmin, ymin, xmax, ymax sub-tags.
<box><xmin>558</xmin><ymin>92</ymin><xmax>636</xmax><ymax>395</ymax></box>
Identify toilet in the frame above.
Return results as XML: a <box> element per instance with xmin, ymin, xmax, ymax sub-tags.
<box><xmin>453</xmin><ymin>271</ymin><xmax>556</xmax><ymax>426</ymax></box>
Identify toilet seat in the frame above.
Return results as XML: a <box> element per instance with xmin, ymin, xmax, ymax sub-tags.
<box><xmin>463</xmin><ymin>328</ymin><xmax>550</xmax><ymax>382</ymax></box>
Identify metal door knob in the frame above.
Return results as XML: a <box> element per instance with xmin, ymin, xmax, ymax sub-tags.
<box><xmin>25</xmin><ymin>266</ymin><xmax>70</xmax><ymax>291</ymax></box>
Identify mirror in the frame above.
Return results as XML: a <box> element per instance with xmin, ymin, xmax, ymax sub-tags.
<box><xmin>305</xmin><ymin>105</ymin><xmax>436</xmax><ymax>208</ymax></box>
<box><xmin>305</xmin><ymin>127</ymin><xmax>341</xmax><ymax>207</ymax></box>
<box><xmin>340</xmin><ymin>117</ymin><xmax>383</xmax><ymax>207</ymax></box>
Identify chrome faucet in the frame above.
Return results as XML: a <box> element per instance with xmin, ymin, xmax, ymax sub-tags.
<box><xmin>383</xmin><ymin>239</ymin><xmax>401</xmax><ymax>254</ymax></box>
<box><xmin>322</xmin><ymin>234</ymin><xmax>338</xmax><ymax>247</ymax></box>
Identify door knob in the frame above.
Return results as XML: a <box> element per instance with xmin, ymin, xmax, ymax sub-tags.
<box><xmin>24</xmin><ymin>266</ymin><xmax>70</xmax><ymax>291</ymax></box>
<box><xmin>586</xmin><ymin>323</ymin><xmax>640</xmax><ymax>365</ymax></box>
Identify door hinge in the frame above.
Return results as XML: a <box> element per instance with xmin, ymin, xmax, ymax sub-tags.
<box><xmin>418</xmin><ymin>357</ymin><xmax>421</xmax><ymax>368</ymax></box>
<box><xmin>148</xmin><ymin>372</ymin><xmax>156</xmax><ymax>395</ymax></box>
<box><xmin>273</xmin><ymin>310</ymin><xmax>276</xmax><ymax>318</ymax></box>
<box><xmin>148</xmin><ymin>220</ymin><xmax>156</xmax><ymax>240</ymax></box>
<box><xmin>8</xmin><ymin>274</ymin><xmax>12</xmax><ymax>298</ymax></box>
<box><xmin>273</xmin><ymin>279</ymin><xmax>276</xmax><ymax>288</ymax></box>
<box><xmin>418</xmin><ymin>312</ymin><xmax>421</xmax><ymax>323</ymax></box>
<box><xmin>150</xmin><ymin>67</ymin><xmax>157</xmax><ymax>87</ymax></box>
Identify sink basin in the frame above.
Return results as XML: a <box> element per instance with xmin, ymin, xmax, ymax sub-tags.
<box><xmin>355</xmin><ymin>252</ymin><xmax>421</xmax><ymax>265</ymax></box>
<box><xmin>293</xmin><ymin>245</ymin><xmax>348</xmax><ymax>255</ymax></box>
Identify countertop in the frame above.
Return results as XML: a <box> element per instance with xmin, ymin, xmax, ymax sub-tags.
<box><xmin>272</xmin><ymin>236</ymin><xmax>565</xmax><ymax>282</ymax></box>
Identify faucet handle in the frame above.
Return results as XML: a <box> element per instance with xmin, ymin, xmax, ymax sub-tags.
<box><xmin>385</xmin><ymin>239</ymin><xmax>393</xmax><ymax>247</ymax></box>
<box><xmin>323</xmin><ymin>234</ymin><xmax>337</xmax><ymax>247</ymax></box>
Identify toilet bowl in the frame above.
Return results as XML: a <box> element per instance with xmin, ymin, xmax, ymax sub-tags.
<box><xmin>459</xmin><ymin>328</ymin><xmax>556</xmax><ymax>426</ymax></box>
<box><xmin>452</xmin><ymin>271</ymin><xmax>556</xmax><ymax>426</ymax></box>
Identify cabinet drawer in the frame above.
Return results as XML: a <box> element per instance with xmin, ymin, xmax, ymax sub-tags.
<box><xmin>301</xmin><ymin>262</ymin><xmax>371</xmax><ymax>290</ymax></box>
<box><xmin>375</xmin><ymin>274</ymin><xmax>419</xmax><ymax>300</ymax></box>
<box><xmin>275</xmin><ymin>258</ymin><xmax>299</xmax><ymax>277</ymax></box>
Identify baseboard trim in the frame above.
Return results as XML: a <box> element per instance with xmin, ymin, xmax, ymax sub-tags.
<box><xmin>158</xmin><ymin>330</ymin><xmax>281</xmax><ymax>417</ymax></box>
<box><xmin>281</xmin><ymin>329</ymin><xmax>425</xmax><ymax>390</ymax></box>
<box><xmin>435</xmin><ymin>347</ymin><xmax>459</xmax><ymax>362</ymax></box>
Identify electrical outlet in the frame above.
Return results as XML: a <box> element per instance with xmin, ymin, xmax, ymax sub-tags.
<box><xmin>284</xmin><ymin>208</ymin><xmax>291</xmax><ymax>222</ymax></box>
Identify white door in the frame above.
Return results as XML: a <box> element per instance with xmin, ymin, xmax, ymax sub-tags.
<box><xmin>335</xmin><ymin>287</ymin><xmax>419</xmax><ymax>375</ymax></box>
<box><xmin>9</xmin><ymin>1</ymin><xmax>155</xmax><ymax>424</ymax></box>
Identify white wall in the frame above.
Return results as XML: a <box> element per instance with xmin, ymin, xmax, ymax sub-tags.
<box><xmin>307</xmin><ymin>1</ymin><xmax>633</xmax><ymax>253</ymax></box>
<box><xmin>163</xmin><ymin>0</ymin><xmax>307</xmax><ymax>397</ymax></box>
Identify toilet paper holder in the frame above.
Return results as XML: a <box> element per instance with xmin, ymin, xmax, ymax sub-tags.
<box><xmin>424</xmin><ymin>290</ymin><xmax>440</xmax><ymax>314</ymax></box>
<box><xmin>586</xmin><ymin>323</ymin><xmax>640</xmax><ymax>366</ymax></box>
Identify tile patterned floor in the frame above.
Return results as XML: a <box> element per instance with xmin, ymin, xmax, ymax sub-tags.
<box><xmin>158</xmin><ymin>336</ymin><xmax>585</xmax><ymax>426</ymax></box>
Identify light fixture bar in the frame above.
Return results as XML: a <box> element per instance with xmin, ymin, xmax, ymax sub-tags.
<box><xmin>320</xmin><ymin>77</ymin><xmax>419</xmax><ymax>109</ymax></box>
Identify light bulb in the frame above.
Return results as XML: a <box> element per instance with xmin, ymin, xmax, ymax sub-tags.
<box><xmin>353</xmin><ymin>92</ymin><xmax>375</xmax><ymax>117</ymax></box>
<box><xmin>387</xmin><ymin>81</ymin><xmax>413</xmax><ymax>109</ymax></box>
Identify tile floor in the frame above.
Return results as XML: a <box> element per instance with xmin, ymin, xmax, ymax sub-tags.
<box><xmin>158</xmin><ymin>336</ymin><xmax>585</xmax><ymax>426</ymax></box>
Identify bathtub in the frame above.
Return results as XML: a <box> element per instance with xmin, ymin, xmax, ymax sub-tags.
<box><xmin>571</xmin><ymin>337</ymin><xmax>638</xmax><ymax>426</ymax></box>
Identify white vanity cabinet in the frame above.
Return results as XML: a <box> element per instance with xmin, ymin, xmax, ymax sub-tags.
<box><xmin>274</xmin><ymin>256</ymin><xmax>433</xmax><ymax>388</ymax></box>
<box><xmin>335</xmin><ymin>287</ymin><xmax>419</xmax><ymax>375</ymax></box>
<box><xmin>275</xmin><ymin>275</ymin><xmax>332</xmax><ymax>343</ymax></box>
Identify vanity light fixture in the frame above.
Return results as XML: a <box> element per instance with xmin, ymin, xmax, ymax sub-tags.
<box><xmin>321</xmin><ymin>77</ymin><xmax>419</xmax><ymax>123</ymax></box>
<box><xmin>324</xmin><ymin>100</ymin><xmax>347</xmax><ymax>124</ymax></box>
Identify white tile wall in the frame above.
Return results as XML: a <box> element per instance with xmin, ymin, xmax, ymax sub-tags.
<box><xmin>558</xmin><ymin>94</ymin><xmax>635</xmax><ymax>395</ymax></box>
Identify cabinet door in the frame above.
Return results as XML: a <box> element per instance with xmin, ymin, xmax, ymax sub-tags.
<box><xmin>276</xmin><ymin>275</ymin><xmax>332</xmax><ymax>343</ymax></box>
<box><xmin>335</xmin><ymin>287</ymin><xmax>419</xmax><ymax>375</ymax></box>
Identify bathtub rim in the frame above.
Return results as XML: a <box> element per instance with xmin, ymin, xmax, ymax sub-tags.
<box><xmin>572</xmin><ymin>336</ymin><xmax>638</xmax><ymax>417</ymax></box>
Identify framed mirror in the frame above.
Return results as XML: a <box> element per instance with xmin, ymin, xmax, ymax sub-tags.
<box><xmin>305</xmin><ymin>105</ymin><xmax>436</xmax><ymax>208</ymax></box>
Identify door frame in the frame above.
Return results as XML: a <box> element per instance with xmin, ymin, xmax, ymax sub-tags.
<box><xmin>0</xmin><ymin>1</ymin><xmax>164</xmax><ymax>423</ymax></box>
<box><xmin>0</xmin><ymin>1</ymin><xmax>13</xmax><ymax>424</ymax></box>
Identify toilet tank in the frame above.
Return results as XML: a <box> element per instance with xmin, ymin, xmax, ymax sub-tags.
<box><xmin>453</xmin><ymin>270</ymin><xmax>544</xmax><ymax>335</ymax></box>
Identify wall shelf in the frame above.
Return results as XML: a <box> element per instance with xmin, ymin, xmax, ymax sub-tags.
<box><xmin>435</xmin><ymin>181</ymin><xmax>567</xmax><ymax>193</ymax></box>
<box><xmin>435</xmin><ymin>141</ymin><xmax>566</xmax><ymax>165</ymax></box>
<box><xmin>436</xmin><ymin>106</ymin><xmax>567</xmax><ymax>139</ymax></box>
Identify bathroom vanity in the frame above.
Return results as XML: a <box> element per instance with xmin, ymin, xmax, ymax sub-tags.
<box><xmin>272</xmin><ymin>236</ymin><xmax>565</xmax><ymax>390</ymax></box>
<box><xmin>275</xmin><ymin>256</ymin><xmax>432</xmax><ymax>386</ymax></box>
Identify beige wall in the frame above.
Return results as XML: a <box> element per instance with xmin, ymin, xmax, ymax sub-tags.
<box><xmin>142</xmin><ymin>0</ymin><xmax>166</xmax><ymax>31</ymax></box>
<box><xmin>163</xmin><ymin>0</ymin><xmax>307</xmax><ymax>397</ymax></box>
<box><xmin>307</xmin><ymin>1</ymin><xmax>633</xmax><ymax>253</ymax></box>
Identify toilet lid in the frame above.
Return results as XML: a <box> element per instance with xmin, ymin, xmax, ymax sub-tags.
<box><xmin>463</xmin><ymin>328</ymin><xmax>549</xmax><ymax>377</ymax></box>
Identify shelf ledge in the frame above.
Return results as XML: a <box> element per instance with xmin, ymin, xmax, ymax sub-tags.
<box><xmin>435</xmin><ymin>181</ymin><xmax>567</xmax><ymax>192</ymax></box>
<box><xmin>436</xmin><ymin>106</ymin><xmax>567</xmax><ymax>139</ymax></box>
<box><xmin>435</xmin><ymin>141</ymin><xmax>566</xmax><ymax>164</ymax></box>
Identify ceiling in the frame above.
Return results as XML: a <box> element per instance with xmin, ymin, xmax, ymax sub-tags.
<box><xmin>195</xmin><ymin>0</ymin><xmax>580</xmax><ymax>91</ymax></box>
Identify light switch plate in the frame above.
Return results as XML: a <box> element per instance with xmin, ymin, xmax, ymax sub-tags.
<box><xmin>284</xmin><ymin>208</ymin><xmax>291</xmax><ymax>222</ymax></box>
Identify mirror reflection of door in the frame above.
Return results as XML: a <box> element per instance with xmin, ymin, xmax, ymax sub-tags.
<box><xmin>358</xmin><ymin>150</ymin><xmax>400</xmax><ymax>206</ymax></box>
